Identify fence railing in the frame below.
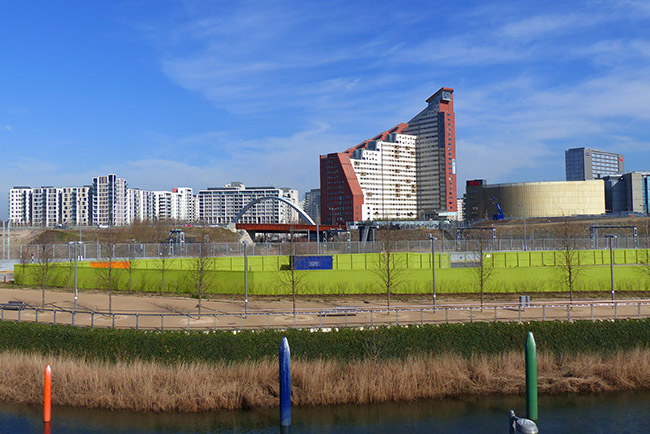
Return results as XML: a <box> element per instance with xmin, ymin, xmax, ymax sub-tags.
<box><xmin>2</xmin><ymin>300</ymin><xmax>649</xmax><ymax>331</ymax></box>
<box><xmin>3</xmin><ymin>236</ymin><xmax>650</xmax><ymax>262</ymax></box>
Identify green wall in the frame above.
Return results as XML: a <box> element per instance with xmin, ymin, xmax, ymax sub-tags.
<box><xmin>14</xmin><ymin>250</ymin><xmax>650</xmax><ymax>296</ymax></box>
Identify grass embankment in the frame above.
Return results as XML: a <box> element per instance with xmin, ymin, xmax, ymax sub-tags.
<box><xmin>3</xmin><ymin>350</ymin><xmax>650</xmax><ymax>412</ymax></box>
<box><xmin>2</xmin><ymin>320</ymin><xmax>650</xmax><ymax>411</ymax></box>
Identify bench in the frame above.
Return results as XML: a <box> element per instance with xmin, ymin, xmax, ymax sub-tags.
<box><xmin>1</xmin><ymin>301</ymin><xmax>26</xmax><ymax>311</ymax></box>
<box><xmin>318</xmin><ymin>307</ymin><xmax>359</xmax><ymax>317</ymax></box>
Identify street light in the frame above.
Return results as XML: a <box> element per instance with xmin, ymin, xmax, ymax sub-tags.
<box><xmin>606</xmin><ymin>235</ymin><xmax>618</xmax><ymax>304</ymax></box>
<box><xmin>243</xmin><ymin>241</ymin><xmax>248</xmax><ymax>317</ymax></box>
<box><xmin>69</xmin><ymin>241</ymin><xmax>80</xmax><ymax>312</ymax></box>
<box><xmin>429</xmin><ymin>234</ymin><xmax>437</xmax><ymax>311</ymax></box>
<box><xmin>518</xmin><ymin>203</ymin><xmax>527</xmax><ymax>251</ymax></box>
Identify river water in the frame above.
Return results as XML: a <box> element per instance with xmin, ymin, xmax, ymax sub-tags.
<box><xmin>3</xmin><ymin>391</ymin><xmax>650</xmax><ymax>434</ymax></box>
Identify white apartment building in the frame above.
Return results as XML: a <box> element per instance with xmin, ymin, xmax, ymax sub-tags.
<box><xmin>9</xmin><ymin>187</ymin><xmax>33</xmax><ymax>225</ymax></box>
<box><xmin>153</xmin><ymin>191</ymin><xmax>172</xmax><ymax>221</ymax></box>
<box><xmin>171</xmin><ymin>187</ymin><xmax>195</xmax><ymax>222</ymax></box>
<box><xmin>92</xmin><ymin>174</ymin><xmax>128</xmax><ymax>227</ymax></box>
<box><xmin>127</xmin><ymin>188</ymin><xmax>156</xmax><ymax>224</ymax></box>
<box><xmin>198</xmin><ymin>182</ymin><xmax>300</xmax><ymax>225</ymax></box>
<box><xmin>60</xmin><ymin>186</ymin><xmax>91</xmax><ymax>226</ymax></box>
<box><xmin>32</xmin><ymin>187</ymin><xmax>60</xmax><ymax>227</ymax></box>
<box><xmin>350</xmin><ymin>133</ymin><xmax>417</xmax><ymax>220</ymax></box>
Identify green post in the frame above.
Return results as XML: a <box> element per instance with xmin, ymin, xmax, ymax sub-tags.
<box><xmin>525</xmin><ymin>331</ymin><xmax>538</xmax><ymax>422</ymax></box>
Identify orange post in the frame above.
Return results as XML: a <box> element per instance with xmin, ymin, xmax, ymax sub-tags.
<box><xmin>44</xmin><ymin>364</ymin><xmax>51</xmax><ymax>423</ymax></box>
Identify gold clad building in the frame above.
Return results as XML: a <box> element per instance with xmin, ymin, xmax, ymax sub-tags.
<box><xmin>465</xmin><ymin>179</ymin><xmax>605</xmax><ymax>221</ymax></box>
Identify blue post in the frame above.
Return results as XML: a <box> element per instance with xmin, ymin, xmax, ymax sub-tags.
<box><xmin>279</xmin><ymin>337</ymin><xmax>291</xmax><ymax>428</ymax></box>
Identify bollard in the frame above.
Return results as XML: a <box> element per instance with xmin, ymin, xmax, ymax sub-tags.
<box><xmin>525</xmin><ymin>332</ymin><xmax>538</xmax><ymax>422</ymax></box>
<box><xmin>44</xmin><ymin>364</ymin><xmax>52</xmax><ymax>423</ymax></box>
<box><xmin>279</xmin><ymin>337</ymin><xmax>291</xmax><ymax>428</ymax></box>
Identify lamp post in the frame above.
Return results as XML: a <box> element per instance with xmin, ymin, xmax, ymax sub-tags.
<box><xmin>429</xmin><ymin>234</ymin><xmax>437</xmax><ymax>311</ymax></box>
<box><xmin>606</xmin><ymin>235</ymin><xmax>617</xmax><ymax>303</ymax></box>
<box><xmin>69</xmin><ymin>241</ymin><xmax>79</xmax><ymax>312</ymax></box>
<box><xmin>243</xmin><ymin>241</ymin><xmax>248</xmax><ymax>317</ymax></box>
<box><xmin>518</xmin><ymin>203</ymin><xmax>527</xmax><ymax>251</ymax></box>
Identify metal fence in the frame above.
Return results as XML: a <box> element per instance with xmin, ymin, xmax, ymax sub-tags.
<box><xmin>2</xmin><ymin>236</ymin><xmax>649</xmax><ymax>262</ymax></box>
<box><xmin>2</xmin><ymin>300</ymin><xmax>649</xmax><ymax>331</ymax></box>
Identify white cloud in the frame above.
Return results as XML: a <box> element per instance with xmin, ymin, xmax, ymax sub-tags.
<box><xmin>0</xmin><ymin>125</ymin><xmax>12</xmax><ymax>131</ymax></box>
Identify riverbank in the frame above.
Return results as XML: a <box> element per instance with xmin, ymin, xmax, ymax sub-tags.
<box><xmin>1</xmin><ymin>349</ymin><xmax>650</xmax><ymax>412</ymax></box>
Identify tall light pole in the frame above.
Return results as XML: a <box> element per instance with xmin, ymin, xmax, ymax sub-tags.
<box><xmin>69</xmin><ymin>241</ymin><xmax>79</xmax><ymax>312</ymax></box>
<box><xmin>243</xmin><ymin>241</ymin><xmax>248</xmax><ymax>317</ymax></box>
<box><xmin>606</xmin><ymin>235</ymin><xmax>617</xmax><ymax>303</ymax></box>
<box><xmin>429</xmin><ymin>234</ymin><xmax>437</xmax><ymax>311</ymax></box>
<box><xmin>518</xmin><ymin>203</ymin><xmax>527</xmax><ymax>251</ymax></box>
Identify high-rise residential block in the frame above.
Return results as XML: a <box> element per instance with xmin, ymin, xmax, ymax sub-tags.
<box><xmin>60</xmin><ymin>186</ymin><xmax>91</xmax><ymax>226</ymax></box>
<box><xmin>403</xmin><ymin>87</ymin><xmax>457</xmax><ymax>218</ymax></box>
<box><xmin>171</xmin><ymin>187</ymin><xmax>195</xmax><ymax>222</ymax></box>
<box><xmin>92</xmin><ymin>174</ymin><xmax>128</xmax><ymax>227</ymax></box>
<box><xmin>303</xmin><ymin>189</ymin><xmax>321</xmax><ymax>223</ymax></box>
<box><xmin>320</xmin><ymin>87</ymin><xmax>456</xmax><ymax>224</ymax></box>
<box><xmin>9</xmin><ymin>187</ymin><xmax>33</xmax><ymax>225</ymax></box>
<box><xmin>565</xmin><ymin>147</ymin><xmax>624</xmax><ymax>181</ymax></box>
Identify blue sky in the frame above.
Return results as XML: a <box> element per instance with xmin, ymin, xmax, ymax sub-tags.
<box><xmin>2</xmin><ymin>0</ymin><xmax>650</xmax><ymax>219</ymax></box>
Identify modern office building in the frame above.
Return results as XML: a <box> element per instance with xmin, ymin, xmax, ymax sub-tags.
<box><xmin>92</xmin><ymin>174</ymin><xmax>128</xmax><ymax>227</ymax></box>
<box><xmin>320</xmin><ymin>87</ymin><xmax>456</xmax><ymax>224</ymax></box>
<box><xmin>198</xmin><ymin>182</ymin><xmax>300</xmax><ymax>225</ymax></box>
<box><xmin>602</xmin><ymin>172</ymin><xmax>650</xmax><ymax>214</ymax></box>
<box><xmin>565</xmin><ymin>147</ymin><xmax>624</xmax><ymax>181</ymax></box>
<box><xmin>464</xmin><ymin>179</ymin><xmax>606</xmax><ymax>221</ymax></box>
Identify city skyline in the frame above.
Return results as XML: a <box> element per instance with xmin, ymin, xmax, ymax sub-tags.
<box><xmin>2</xmin><ymin>1</ymin><xmax>650</xmax><ymax>219</ymax></box>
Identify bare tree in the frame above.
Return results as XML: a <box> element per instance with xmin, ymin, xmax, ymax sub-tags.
<box><xmin>468</xmin><ymin>230</ymin><xmax>495</xmax><ymax>309</ymax></box>
<box><xmin>33</xmin><ymin>240</ymin><xmax>57</xmax><ymax>308</ymax></box>
<box><xmin>155</xmin><ymin>242</ymin><xmax>173</xmax><ymax>295</ymax></box>
<box><xmin>124</xmin><ymin>240</ymin><xmax>138</xmax><ymax>294</ymax></box>
<box><xmin>187</xmin><ymin>237</ymin><xmax>216</xmax><ymax>317</ymax></box>
<box><xmin>636</xmin><ymin>248</ymin><xmax>650</xmax><ymax>288</ymax></box>
<box><xmin>555</xmin><ymin>220</ymin><xmax>584</xmax><ymax>302</ymax></box>
<box><xmin>373</xmin><ymin>241</ymin><xmax>406</xmax><ymax>309</ymax></box>
<box><xmin>277</xmin><ymin>235</ymin><xmax>308</xmax><ymax>318</ymax></box>
<box><xmin>95</xmin><ymin>228</ymin><xmax>121</xmax><ymax>313</ymax></box>
<box><xmin>17</xmin><ymin>245</ymin><xmax>33</xmax><ymax>286</ymax></box>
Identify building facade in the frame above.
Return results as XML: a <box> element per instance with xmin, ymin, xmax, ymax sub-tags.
<box><xmin>171</xmin><ymin>187</ymin><xmax>195</xmax><ymax>222</ymax></box>
<box><xmin>603</xmin><ymin>172</ymin><xmax>650</xmax><ymax>214</ymax></box>
<box><xmin>303</xmin><ymin>188</ymin><xmax>321</xmax><ymax>223</ymax></box>
<box><xmin>403</xmin><ymin>87</ymin><xmax>457</xmax><ymax>219</ymax></box>
<box><xmin>464</xmin><ymin>179</ymin><xmax>606</xmax><ymax>221</ymax></box>
<box><xmin>9</xmin><ymin>187</ymin><xmax>33</xmax><ymax>225</ymax></box>
<box><xmin>198</xmin><ymin>182</ymin><xmax>300</xmax><ymax>225</ymax></box>
<box><xmin>60</xmin><ymin>186</ymin><xmax>91</xmax><ymax>226</ymax></box>
<box><xmin>92</xmin><ymin>174</ymin><xmax>128</xmax><ymax>227</ymax></box>
<box><xmin>349</xmin><ymin>131</ymin><xmax>417</xmax><ymax>220</ymax></box>
<box><xmin>320</xmin><ymin>87</ymin><xmax>456</xmax><ymax>224</ymax></box>
<box><xmin>565</xmin><ymin>147</ymin><xmax>624</xmax><ymax>181</ymax></box>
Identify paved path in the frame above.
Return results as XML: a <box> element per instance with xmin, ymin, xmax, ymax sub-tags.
<box><xmin>1</xmin><ymin>287</ymin><xmax>649</xmax><ymax>330</ymax></box>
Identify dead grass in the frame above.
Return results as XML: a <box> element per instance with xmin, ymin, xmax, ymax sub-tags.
<box><xmin>1</xmin><ymin>350</ymin><xmax>650</xmax><ymax>412</ymax></box>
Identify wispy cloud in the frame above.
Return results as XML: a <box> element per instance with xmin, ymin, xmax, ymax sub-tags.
<box><xmin>0</xmin><ymin>125</ymin><xmax>12</xmax><ymax>131</ymax></box>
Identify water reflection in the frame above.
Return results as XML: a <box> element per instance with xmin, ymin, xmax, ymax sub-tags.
<box><xmin>1</xmin><ymin>391</ymin><xmax>649</xmax><ymax>433</ymax></box>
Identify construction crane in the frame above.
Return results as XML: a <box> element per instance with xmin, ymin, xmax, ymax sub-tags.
<box><xmin>492</xmin><ymin>197</ymin><xmax>505</xmax><ymax>221</ymax></box>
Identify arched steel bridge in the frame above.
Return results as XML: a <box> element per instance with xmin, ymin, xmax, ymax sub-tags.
<box><xmin>232</xmin><ymin>196</ymin><xmax>316</xmax><ymax>225</ymax></box>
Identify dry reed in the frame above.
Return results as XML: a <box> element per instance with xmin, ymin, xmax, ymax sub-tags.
<box><xmin>1</xmin><ymin>350</ymin><xmax>650</xmax><ymax>412</ymax></box>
